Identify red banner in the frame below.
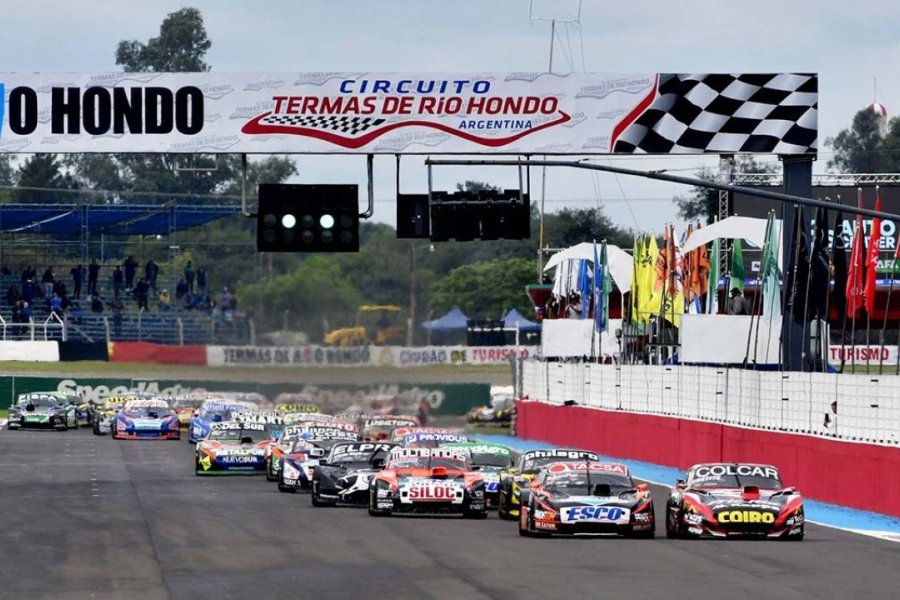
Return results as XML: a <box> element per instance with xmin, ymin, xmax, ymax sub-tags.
<box><xmin>109</xmin><ymin>342</ymin><xmax>207</xmax><ymax>365</ymax></box>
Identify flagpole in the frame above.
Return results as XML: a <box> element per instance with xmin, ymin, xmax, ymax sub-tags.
<box><xmin>821</xmin><ymin>198</ymin><xmax>837</xmax><ymax>374</ymax></box>
<box><xmin>879</xmin><ymin>276</ymin><xmax>894</xmax><ymax>374</ymax></box>
<box><xmin>799</xmin><ymin>209</ymin><xmax>817</xmax><ymax>371</ymax></box>
<box><xmin>751</xmin><ymin>211</ymin><xmax>774</xmax><ymax>367</ymax></box>
<box><xmin>785</xmin><ymin>205</ymin><xmax>805</xmax><ymax>372</ymax></box>
<box><xmin>765</xmin><ymin>214</ymin><xmax>784</xmax><ymax>367</ymax></box>
<box><xmin>744</xmin><ymin>227</ymin><xmax>767</xmax><ymax>367</ymax></box>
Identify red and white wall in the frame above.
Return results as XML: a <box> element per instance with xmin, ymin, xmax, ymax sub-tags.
<box><xmin>518</xmin><ymin>361</ymin><xmax>900</xmax><ymax>517</ymax></box>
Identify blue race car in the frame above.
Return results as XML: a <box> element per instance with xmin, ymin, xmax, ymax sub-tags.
<box><xmin>111</xmin><ymin>399</ymin><xmax>180</xmax><ymax>440</ymax></box>
<box><xmin>188</xmin><ymin>400</ymin><xmax>255</xmax><ymax>443</ymax></box>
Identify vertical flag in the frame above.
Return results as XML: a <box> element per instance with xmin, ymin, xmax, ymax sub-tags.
<box><xmin>760</xmin><ymin>212</ymin><xmax>781</xmax><ymax>320</ymax></box>
<box><xmin>730</xmin><ymin>238</ymin><xmax>745</xmax><ymax>294</ymax></box>
<box><xmin>592</xmin><ymin>241</ymin><xmax>606</xmax><ymax>332</ymax></box>
<box><xmin>600</xmin><ymin>241</ymin><xmax>611</xmax><ymax>332</ymax></box>
<box><xmin>707</xmin><ymin>240</ymin><xmax>719</xmax><ymax>314</ymax></box>
<box><xmin>682</xmin><ymin>225</ymin><xmax>693</xmax><ymax>305</ymax></box>
<box><xmin>578</xmin><ymin>259</ymin><xmax>591</xmax><ymax>319</ymax></box>
<box><xmin>630</xmin><ymin>236</ymin><xmax>641</xmax><ymax>325</ymax></box>
<box><xmin>662</xmin><ymin>224</ymin><xmax>685</xmax><ymax>327</ymax></box>
<box><xmin>641</xmin><ymin>233</ymin><xmax>663</xmax><ymax>319</ymax></box>
<box><xmin>787</xmin><ymin>205</ymin><xmax>810</xmax><ymax>323</ymax></box>
<box><xmin>808</xmin><ymin>207</ymin><xmax>830</xmax><ymax>320</ymax></box>
<box><xmin>846</xmin><ymin>194</ymin><xmax>866</xmax><ymax>318</ymax></box>
<box><xmin>864</xmin><ymin>188</ymin><xmax>882</xmax><ymax>315</ymax></box>
<box><xmin>832</xmin><ymin>210</ymin><xmax>848</xmax><ymax>323</ymax></box>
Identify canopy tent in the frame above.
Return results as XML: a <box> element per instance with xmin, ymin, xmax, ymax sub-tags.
<box><xmin>0</xmin><ymin>204</ymin><xmax>241</xmax><ymax>235</ymax></box>
<box><xmin>680</xmin><ymin>216</ymin><xmax>769</xmax><ymax>253</ymax></box>
<box><xmin>503</xmin><ymin>308</ymin><xmax>541</xmax><ymax>332</ymax></box>
<box><xmin>543</xmin><ymin>242</ymin><xmax>634</xmax><ymax>294</ymax></box>
<box><xmin>422</xmin><ymin>307</ymin><xmax>469</xmax><ymax>331</ymax></box>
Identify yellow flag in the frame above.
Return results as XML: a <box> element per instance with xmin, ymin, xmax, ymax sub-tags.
<box><xmin>638</xmin><ymin>235</ymin><xmax>661</xmax><ymax>322</ymax></box>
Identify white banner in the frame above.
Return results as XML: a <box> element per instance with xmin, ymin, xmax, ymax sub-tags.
<box><xmin>680</xmin><ymin>314</ymin><xmax>782</xmax><ymax>365</ymax></box>
<box><xmin>206</xmin><ymin>345</ymin><xmax>537</xmax><ymax>367</ymax></box>
<box><xmin>0</xmin><ymin>72</ymin><xmax>817</xmax><ymax>154</ymax></box>
<box><xmin>828</xmin><ymin>345</ymin><xmax>899</xmax><ymax>366</ymax></box>
<box><xmin>541</xmin><ymin>319</ymin><xmax>622</xmax><ymax>358</ymax></box>
<box><xmin>0</xmin><ymin>341</ymin><xmax>59</xmax><ymax>362</ymax></box>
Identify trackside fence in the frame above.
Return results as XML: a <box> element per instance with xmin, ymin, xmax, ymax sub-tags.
<box><xmin>521</xmin><ymin>361</ymin><xmax>900</xmax><ymax>447</ymax></box>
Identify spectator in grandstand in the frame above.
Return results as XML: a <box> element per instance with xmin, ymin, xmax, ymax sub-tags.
<box><xmin>145</xmin><ymin>259</ymin><xmax>160</xmax><ymax>292</ymax></box>
<box><xmin>158</xmin><ymin>289</ymin><xmax>172</xmax><ymax>311</ymax></box>
<box><xmin>184</xmin><ymin>261</ymin><xmax>196</xmax><ymax>294</ymax></box>
<box><xmin>88</xmin><ymin>259</ymin><xmax>100</xmax><ymax>295</ymax></box>
<box><xmin>124</xmin><ymin>255</ymin><xmax>137</xmax><ymax>290</ymax></box>
<box><xmin>220</xmin><ymin>287</ymin><xmax>233</xmax><ymax>313</ymax></box>
<box><xmin>6</xmin><ymin>284</ymin><xmax>19</xmax><ymax>307</ymax></box>
<box><xmin>70</xmin><ymin>264</ymin><xmax>84</xmax><ymax>299</ymax></box>
<box><xmin>20</xmin><ymin>267</ymin><xmax>28</xmax><ymax>285</ymax></box>
<box><xmin>566</xmin><ymin>292</ymin><xmax>582</xmax><ymax>319</ymax></box>
<box><xmin>41</xmin><ymin>266</ymin><xmax>55</xmax><ymax>298</ymax></box>
<box><xmin>53</xmin><ymin>281</ymin><xmax>67</xmax><ymax>299</ymax></box>
<box><xmin>727</xmin><ymin>288</ymin><xmax>750</xmax><ymax>315</ymax></box>
<box><xmin>91</xmin><ymin>294</ymin><xmax>104</xmax><ymax>314</ymax></box>
<box><xmin>112</xmin><ymin>297</ymin><xmax>125</xmax><ymax>337</ymax></box>
<box><xmin>22</xmin><ymin>301</ymin><xmax>32</xmax><ymax>321</ymax></box>
<box><xmin>50</xmin><ymin>293</ymin><xmax>63</xmax><ymax>317</ymax></box>
<box><xmin>196</xmin><ymin>267</ymin><xmax>207</xmax><ymax>294</ymax></box>
<box><xmin>22</xmin><ymin>279</ymin><xmax>35</xmax><ymax>304</ymax></box>
<box><xmin>113</xmin><ymin>265</ymin><xmax>123</xmax><ymax>299</ymax></box>
<box><xmin>135</xmin><ymin>277</ymin><xmax>150</xmax><ymax>311</ymax></box>
<box><xmin>175</xmin><ymin>278</ymin><xmax>188</xmax><ymax>300</ymax></box>
<box><xmin>12</xmin><ymin>301</ymin><xmax>25</xmax><ymax>324</ymax></box>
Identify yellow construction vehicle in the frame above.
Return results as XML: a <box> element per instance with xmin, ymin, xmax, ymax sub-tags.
<box><xmin>323</xmin><ymin>305</ymin><xmax>406</xmax><ymax>346</ymax></box>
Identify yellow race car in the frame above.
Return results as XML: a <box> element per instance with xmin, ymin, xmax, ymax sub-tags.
<box><xmin>497</xmin><ymin>448</ymin><xmax>600</xmax><ymax>520</ymax></box>
<box><xmin>91</xmin><ymin>395</ymin><xmax>142</xmax><ymax>435</ymax></box>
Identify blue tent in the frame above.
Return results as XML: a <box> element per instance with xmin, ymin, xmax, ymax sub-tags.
<box><xmin>503</xmin><ymin>308</ymin><xmax>541</xmax><ymax>332</ymax></box>
<box><xmin>422</xmin><ymin>307</ymin><xmax>469</xmax><ymax>331</ymax></box>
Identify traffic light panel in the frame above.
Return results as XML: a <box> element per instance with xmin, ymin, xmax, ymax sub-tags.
<box><xmin>257</xmin><ymin>184</ymin><xmax>359</xmax><ymax>252</ymax></box>
<box><xmin>397</xmin><ymin>189</ymin><xmax>529</xmax><ymax>242</ymax></box>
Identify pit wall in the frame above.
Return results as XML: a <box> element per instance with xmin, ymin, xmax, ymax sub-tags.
<box><xmin>518</xmin><ymin>361</ymin><xmax>900</xmax><ymax>517</ymax></box>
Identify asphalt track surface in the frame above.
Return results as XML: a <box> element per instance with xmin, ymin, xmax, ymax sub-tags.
<box><xmin>1</xmin><ymin>429</ymin><xmax>898</xmax><ymax>600</ymax></box>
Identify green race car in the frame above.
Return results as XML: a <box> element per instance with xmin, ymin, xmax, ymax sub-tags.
<box><xmin>8</xmin><ymin>392</ymin><xmax>77</xmax><ymax>431</ymax></box>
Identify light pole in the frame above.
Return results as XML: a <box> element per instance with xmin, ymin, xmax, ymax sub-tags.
<box><xmin>408</xmin><ymin>242</ymin><xmax>434</xmax><ymax>347</ymax></box>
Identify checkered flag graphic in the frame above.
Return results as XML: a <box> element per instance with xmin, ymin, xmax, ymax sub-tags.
<box><xmin>259</xmin><ymin>114</ymin><xmax>386</xmax><ymax>136</ymax></box>
<box><xmin>613</xmin><ymin>74</ymin><xmax>817</xmax><ymax>154</ymax></box>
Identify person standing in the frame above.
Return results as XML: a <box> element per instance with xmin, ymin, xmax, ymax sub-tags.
<box><xmin>71</xmin><ymin>264</ymin><xmax>84</xmax><ymax>299</ymax></box>
<box><xmin>113</xmin><ymin>297</ymin><xmax>125</xmax><ymax>337</ymax></box>
<box><xmin>196</xmin><ymin>267</ymin><xmax>207</xmax><ymax>294</ymax></box>
<box><xmin>145</xmin><ymin>259</ymin><xmax>159</xmax><ymax>292</ymax></box>
<box><xmin>113</xmin><ymin>265</ymin><xmax>123</xmax><ymax>299</ymax></box>
<box><xmin>727</xmin><ymin>288</ymin><xmax>750</xmax><ymax>315</ymax></box>
<box><xmin>41</xmin><ymin>266</ymin><xmax>55</xmax><ymax>298</ymax></box>
<box><xmin>184</xmin><ymin>261</ymin><xmax>196</xmax><ymax>294</ymax></box>
<box><xmin>88</xmin><ymin>259</ymin><xmax>100</xmax><ymax>295</ymax></box>
<box><xmin>135</xmin><ymin>277</ymin><xmax>149</xmax><ymax>311</ymax></box>
<box><xmin>124</xmin><ymin>256</ymin><xmax>137</xmax><ymax>290</ymax></box>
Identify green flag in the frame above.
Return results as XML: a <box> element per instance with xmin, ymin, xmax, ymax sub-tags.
<box><xmin>760</xmin><ymin>213</ymin><xmax>781</xmax><ymax>320</ymax></box>
<box><xmin>707</xmin><ymin>241</ymin><xmax>719</xmax><ymax>314</ymax></box>
<box><xmin>730</xmin><ymin>238</ymin><xmax>745</xmax><ymax>294</ymax></box>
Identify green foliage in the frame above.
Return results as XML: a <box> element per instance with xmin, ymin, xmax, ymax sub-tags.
<box><xmin>542</xmin><ymin>207</ymin><xmax>632</xmax><ymax>247</ymax></box>
<box><xmin>115</xmin><ymin>7</ymin><xmax>212</xmax><ymax>72</ymax></box>
<box><xmin>430</xmin><ymin>257</ymin><xmax>535</xmax><ymax>319</ymax></box>
<box><xmin>16</xmin><ymin>154</ymin><xmax>78</xmax><ymax>203</ymax></box>
<box><xmin>826</xmin><ymin>109</ymin><xmax>886</xmax><ymax>172</ymax></box>
<box><xmin>673</xmin><ymin>156</ymin><xmax>778</xmax><ymax>224</ymax></box>
<box><xmin>236</xmin><ymin>256</ymin><xmax>363</xmax><ymax>339</ymax></box>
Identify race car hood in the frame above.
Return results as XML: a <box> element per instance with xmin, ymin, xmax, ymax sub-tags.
<box><xmin>685</xmin><ymin>487</ymin><xmax>802</xmax><ymax>528</ymax></box>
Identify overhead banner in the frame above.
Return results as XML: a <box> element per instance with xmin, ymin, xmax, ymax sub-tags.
<box><xmin>0</xmin><ymin>72</ymin><xmax>817</xmax><ymax>154</ymax></box>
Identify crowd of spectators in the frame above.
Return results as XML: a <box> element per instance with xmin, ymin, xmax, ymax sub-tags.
<box><xmin>1</xmin><ymin>258</ymin><xmax>237</xmax><ymax>328</ymax></box>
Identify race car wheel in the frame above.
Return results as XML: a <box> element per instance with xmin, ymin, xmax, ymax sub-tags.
<box><xmin>310</xmin><ymin>479</ymin><xmax>333</xmax><ymax>507</ymax></box>
<box><xmin>277</xmin><ymin>481</ymin><xmax>297</xmax><ymax>493</ymax></box>
<box><xmin>367</xmin><ymin>484</ymin><xmax>391</xmax><ymax>516</ymax></box>
<box><xmin>665</xmin><ymin>508</ymin><xmax>684</xmax><ymax>539</ymax></box>
<box><xmin>783</xmin><ymin>525</ymin><xmax>804</xmax><ymax>541</ymax></box>
<box><xmin>498</xmin><ymin>490</ymin><xmax>515</xmax><ymax>520</ymax></box>
<box><xmin>265</xmin><ymin>459</ymin><xmax>278</xmax><ymax>482</ymax></box>
<box><xmin>518</xmin><ymin>502</ymin><xmax>548</xmax><ymax>538</ymax></box>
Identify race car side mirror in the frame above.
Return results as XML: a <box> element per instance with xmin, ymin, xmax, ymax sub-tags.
<box><xmin>676</xmin><ymin>479</ymin><xmax>686</xmax><ymax>490</ymax></box>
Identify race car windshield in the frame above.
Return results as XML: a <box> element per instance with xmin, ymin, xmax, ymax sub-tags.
<box><xmin>208</xmin><ymin>429</ymin><xmax>256</xmax><ymax>443</ymax></box>
<box><xmin>329</xmin><ymin>451</ymin><xmax>373</xmax><ymax>466</ymax></box>
<box><xmin>17</xmin><ymin>396</ymin><xmax>59</xmax><ymax>408</ymax></box>
<box><xmin>692</xmin><ymin>474</ymin><xmax>783</xmax><ymax>490</ymax></box>
<box><xmin>387</xmin><ymin>455</ymin><xmax>469</xmax><ymax>470</ymax></box>
<box><xmin>125</xmin><ymin>407</ymin><xmax>171</xmax><ymax>417</ymax></box>
<box><xmin>469</xmin><ymin>452</ymin><xmax>511</xmax><ymax>468</ymax></box>
<box><xmin>522</xmin><ymin>456</ymin><xmax>573</xmax><ymax>474</ymax></box>
<box><xmin>174</xmin><ymin>399</ymin><xmax>203</xmax><ymax>409</ymax></box>
<box><xmin>544</xmin><ymin>472</ymin><xmax>633</xmax><ymax>495</ymax></box>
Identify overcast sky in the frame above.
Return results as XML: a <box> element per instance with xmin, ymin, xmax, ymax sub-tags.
<box><xmin>3</xmin><ymin>0</ymin><xmax>896</xmax><ymax>234</ymax></box>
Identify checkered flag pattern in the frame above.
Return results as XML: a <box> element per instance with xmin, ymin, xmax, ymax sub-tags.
<box><xmin>260</xmin><ymin>114</ymin><xmax>386</xmax><ymax>136</ymax></box>
<box><xmin>613</xmin><ymin>74</ymin><xmax>817</xmax><ymax>154</ymax></box>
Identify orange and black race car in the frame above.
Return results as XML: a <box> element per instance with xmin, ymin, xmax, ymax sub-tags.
<box><xmin>498</xmin><ymin>448</ymin><xmax>599</xmax><ymax>520</ymax></box>
<box><xmin>361</xmin><ymin>416</ymin><xmax>419</xmax><ymax>441</ymax></box>
<box><xmin>518</xmin><ymin>461</ymin><xmax>654</xmax><ymax>537</ymax></box>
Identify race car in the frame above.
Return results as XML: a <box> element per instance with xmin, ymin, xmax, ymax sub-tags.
<box><xmin>665</xmin><ymin>463</ymin><xmax>805</xmax><ymax>540</ymax></box>
<box><xmin>361</xmin><ymin>416</ymin><xmax>419</xmax><ymax>441</ymax></box>
<box><xmin>91</xmin><ymin>395</ymin><xmax>136</xmax><ymax>435</ymax></box>
<box><xmin>171</xmin><ymin>395</ymin><xmax>206</xmax><ymax>429</ymax></box>
<box><xmin>7</xmin><ymin>392</ymin><xmax>77</xmax><ymax>430</ymax></box>
<box><xmin>265</xmin><ymin>424</ymin><xmax>311</xmax><ymax>481</ymax></box>
<box><xmin>111</xmin><ymin>399</ymin><xmax>180</xmax><ymax>440</ymax></box>
<box><xmin>441</xmin><ymin>442</ymin><xmax>514</xmax><ymax>507</ymax></box>
<box><xmin>282</xmin><ymin>412</ymin><xmax>334</xmax><ymax>427</ymax></box>
<box><xmin>367</xmin><ymin>447</ymin><xmax>486</xmax><ymax>518</ymax></box>
<box><xmin>277</xmin><ymin>424</ymin><xmax>362</xmax><ymax>492</ymax></box>
<box><xmin>275</xmin><ymin>402</ymin><xmax>321</xmax><ymax>415</ymax></box>
<box><xmin>388</xmin><ymin>427</ymin><xmax>455</xmax><ymax>444</ymax></box>
<box><xmin>188</xmin><ymin>400</ymin><xmax>256</xmax><ymax>443</ymax></box>
<box><xmin>400</xmin><ymin>431</ymin><xmax>470</xmax><ymax>448</ymax></box>
<box><xmin>518</xmin><ymin>461</ymin><xmax>655</xmax><ymax>537</ymax></box>
<box><xmin>195</xmin><ymin>422</ymin><xmax>269</xmax><ymax>475</ymax></box>
<box><xmin>310</xmin><ymin>442</ymin><xmax>396</xmax><ymax>507</ymax></box>
<box><xmin>498</xmin><ymin>448</ymin><xmax>600</xmax><ymax>520</ymax></box>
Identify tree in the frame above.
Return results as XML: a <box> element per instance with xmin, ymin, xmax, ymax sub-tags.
<box><xmin>430</xmin><ymin>257</ymin><xmax>535</xmax><ymax>319</ymax></box>
<box><xmin>116</xmin><ymin>7</ymin><xmax>212</xmax><ymax>72</ymax></box>
<box><xmin>674</xmin><ymin>156</ymin><xmax>778</xmax><ymax>224</ymax></box>
<box><xmin>542</xmin><ymin>207</ymin><xmax>632</xmax><ymax>248</ymax></box>
<box><xmin>826</xmin><ymin>109</ymin><xmax>886</xmax><ymax>173</ymax></box>
<box><xmin>16</xmin><ymin>154</ymin><xmax>77</xmax><ymax>203</ymax></box>
<box><xmin>0</xmin><ymin>155</ymin><xmax>15</xmax><ymax>202</ymax></box>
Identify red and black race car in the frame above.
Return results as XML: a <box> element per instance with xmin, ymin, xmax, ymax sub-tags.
<box><xmin>519</xmin><ymin>461</ymin><xmax>655</xmax><ymax>538</ymax></box>
<box><xmin>665</xmin><ymin>463</ymin><xmax>805</xmax><ymax>540</ymax></box>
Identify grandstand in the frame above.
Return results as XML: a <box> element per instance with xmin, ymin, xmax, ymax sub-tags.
<box><xmin>0</xmin><ymin>204</ymin><xmax>249</xmax><ymax>345</ymax></box>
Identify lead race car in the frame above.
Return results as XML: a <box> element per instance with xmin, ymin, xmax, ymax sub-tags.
<box><xmin>310</xmin><ymin>442</ymin><xmax>396</xmax><ymax>507</ymax></box>
<box><xmin>7</xmin><ymin>392</ymin><xmax>77</xmax><ymax>431</ymax></box>
<box><xmin>519</xmin><ymin>461</ymin><xmax>655</xmax><ymax>538</ymax></box>
<box><xmin>367</xmin><ymin>447</ymin><xmax>486</xmax><ymax>518</ymax></box>
<box><xmin>498</xmin><ymin>448</ymin><xmax>600</xmax><ymax>520</ymax></box>
<box><xmin>112</xmin><ymin>398</ymin><xmax>180</xmax><ymax>440</ymax></box>
<box><xmin>195</xmin><ymin>422</ymin><xmax>269</xmax><ymax>475</ymax></box>
<box><xmin>666</xmin><ymin>463</ymin><xmax>805</xmax><ymax>540</ymax></box>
